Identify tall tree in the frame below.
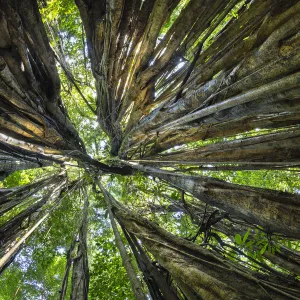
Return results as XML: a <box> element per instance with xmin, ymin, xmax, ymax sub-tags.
<box><xmin>1</xmin><ymin>0</ymin><xmax>300</xmax><ymax>298</ymax></box>
<box><xmin>0</xmin><ymin>172</ymin><xmax>70</xmax><ymax>274</ymax></box>
<box><xmin>69</xmin><ymin>187</ymin><xmax>89</xmax><ymax>300</ymax></box>
<box><xmin>97</xmin><ymin>180</ymin><xmax>146</xmax><ymax>300</ymax></box>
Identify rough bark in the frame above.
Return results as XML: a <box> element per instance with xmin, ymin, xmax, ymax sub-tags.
<box><xmin>59</xmin><ymin>239</ymin><xmax>76</xmax><ymax>300</ymax></box>
<box><xmin>1</xmin><ymin>0</ymin><xmax>300</xmax><ymax>297</ymax></box>
<box><xmin>70</xmin><ymin>188</ymin><xmax>89</xmax><ymax>300</ymax></box>
<box><xmin>0</xmin><ymin>0</ymin><xmax>85</xmax><ymax>152</ymax></box>
<box><xmin>119</xmin><ymin>1</ymin><xmax>300</xmax><ymax>156</ymax></box>
<box><xmin>114</xmin><ymin>201</ymin><xmax>300</xmax><ymax>300</ymax></box>
<box><xmin>0</xmin><ymin>0</ymin><xmax>132</xmax><ymax>175</ymax></box>
<box><xmin>0</xmin><ymin>174</ymin><xmax>67</xmax><ymax>256</ymax></box>
<box><xmin>0</xmin><ymin>154</ymin><xmax>51</xmax><ymax>181</ymax></box>
<box><xmin>123</xmin><ymin>162</ymin><xmax>300</xmax><ymax>238</ymax></box>
<box><xmin>145</xmin><ymin>127</ymin><xmax>300</xmax><ymax>165</ymax></box>
<box><xmin>136</xmin><ymin>111</ymin><xmax>300</xmax><ymax>158</ymax></box>
<box><xmin>0</xmin><ymin>174</ymin><xmax>68</xmax><ymax>274</ymax></box>
<box><xmin>97</xmin><ymin>180</ymin><xmax>147</xmax><ymax>300</ymax></box>
<box><xmin>147</xmin><ymin>198</ymin><xmax>300</xmax><ymax>276</ymax></box>
<box><xmin>0</xmin><ymin>175</ymin><xmax>57</xmax><ymax>215</ymax></box>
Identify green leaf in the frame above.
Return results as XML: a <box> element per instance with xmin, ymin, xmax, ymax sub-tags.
<box><xmin>260</xmin><ymin>243</ymin><xmax>268</xmax><ymax>255</ymax></box>
<box><xmin>245</xmin><ymin>241</ymin><xmax>253</xmax><ymax>250</ymax></box>
<box><xmin>257</xmin><ymin>252</ymin><xmax>264</xmax><ymax>262</ymax></box>
<box><xmin>242</xmin><ymin>229</ymin><xmax>250</xmax><ymax>243</ymax></box>
<box><xmin>268</xmin><ymin>243</ymin><xmax>272</xmax><ymax>254</ymax></box>
<box><xmin>235</xmin><ymin>234</ymin><xmax>242</xmax><ymax>245</ymax></box>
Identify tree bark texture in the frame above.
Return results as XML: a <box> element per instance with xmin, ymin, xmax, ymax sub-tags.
<box><xmin>125</xmin><ymin>162</ymin><xmax>300</xmax><ymax>238</ymax></box>
<box><xmin>147</xmin><ymin>198</ymin><xmax>300</xmax><ymax>276</ymax></box>
<box><xmin>0</xmin><ymin>0</ymin><xmax>86</xmax><ymax>152</ymax></box>
<box><xmin>70</xmin><ymin>188</ymin><xmax>89</xmax><ymax>300</ymax></box>
<box><xmin>98</xmin><ymin>180</ymin><xmax>147</xmax><ymax>300</ymax></box>
<box><xmin>114</xmin><ymin>203</ymin><xmax>300</xmax><ymax>300</ymax></box>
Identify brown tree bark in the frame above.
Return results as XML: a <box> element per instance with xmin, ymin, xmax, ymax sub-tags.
<box><xmin>0</xmin><ymin>175</ymin><xmax>57</xmax><ymax>215</ymax></box>
<box><xmin>0</xmin><ymin>0</ymin><xmax>86</xmax><ymax>152</ymax></box>
<box><xmin>70</xmin><ymin>188</ymin><xmax>89</xmax><ymax>300</ymax></box>
<box><xmin>97</xmin><ymin>180</ymin><xmax>147</xmax><ymax>300</ymax></box>
<box><xmin>123</xmin><ymin>162</ymin><xmax>300</xmax><ymax>238</ymax></box>
<box><xmin>0</xmin><ymin>174</ymin><xmax>68</xmax><ymax>274</ymax></box>
<box><xmin>145</xmin><ymin>127</ymin><xmax>300</xmax><ymax>165</ymax></box>
<box><xmin>147</xmin><ymin>198</ymin><xmax>300</xmax><ymax>276</ymax></box>
<box><xmin>0</xmin><ymin>175</ymin><xmax>67</xmax><ymax>255</ymax></box>
<box><xmin>114</xmin><ymin>200</ymin><xmax>300</xmax><ymax>300</ymax></box>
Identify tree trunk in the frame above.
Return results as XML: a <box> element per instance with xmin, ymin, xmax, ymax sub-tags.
<box><xmin>97</xmin><ymin>180</ymin><xmax>147</xmax><ymax>300</ymax></box>
<box><xmin>119</xmin><ymin>1</ymin><xmax>300</xmax><ymax>157</ymax></box>
<box><xmin>70</xmin><ymin>188</ymin><xmax>89</xmax><ymax>300</ymax></box>
<box><xmin>0</xmin><ymin>154</ymin><xmax>51</xmax><ymax>181</ymax></box>
<box><xmin>0</xmin><ymin>175</ymin><xmax>68</xmax><ymax>274</ymax></box>
<box><xmin>135</xmin><ymin>112</ymin><xmax>300</xmax><ymax>158</ymax></box>
<box><xmin>0</xmin><ymin>212</ymin><xmax>49</xmax><ymax>274</ymax></box>
<box><xmin>147</xmin><ymin>198</ymin><xmax>300</xmax><ymax>276</ymax></box>
<box><xmin>145</xmin><ymin>127</ymin><xmax>300</xmax><ymax>165</ymax></box>
<box><xmin>0</xmin><ymin>175</ymin><xmax>67</xmax><ymax>255</ymax></box>
<box><xmin>0</xmin><ymin>175</ymin><xmax>57</xmax><ymax>215</ymax></box>
<box><xmin>59</xmin><ymin>239</ymin><xmax>76</xmax><ymax>300</ymax></box>
<box><xmin>114</xmin><ymin>201</ymin><xmax>300</xmax><ymax>300</ymax></box>
<box><xmin>0</xmin><ymin>0</ymin><xmax>86</xmax><ymax>152</ymax></box>
<box><xmin>123</xmin><ymin>162</ymin><xmax>300</xmax><ymax>238</ymax></box>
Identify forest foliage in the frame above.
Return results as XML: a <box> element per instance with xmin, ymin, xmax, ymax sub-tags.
<box><xmin>0</xmin><ymin>0</ymin><xmax>300</xmax><ymax>299</ymax></box>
